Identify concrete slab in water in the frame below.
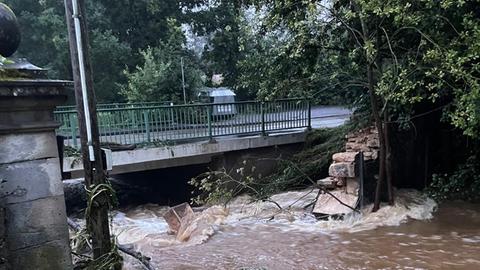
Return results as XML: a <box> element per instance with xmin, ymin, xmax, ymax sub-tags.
<box><xmin>312</xmin><ymin>190</ymin><xmax>358</xmax><ymax>216</ymax></box>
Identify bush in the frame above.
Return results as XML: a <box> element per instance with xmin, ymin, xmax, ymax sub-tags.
<box><xmin>427</xmin><ymin>156</ymin><xmax>480</xmax><ymax>202</ymax></box>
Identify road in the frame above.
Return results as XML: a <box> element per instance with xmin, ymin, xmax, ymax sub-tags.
<box><xmin>310</xmin><ymin>106</ymin><xmax>352</xmax><ymax>128</ymax></box>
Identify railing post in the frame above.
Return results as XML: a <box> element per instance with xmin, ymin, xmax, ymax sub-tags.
<box><xmin>143</xmin><ymin>110</ymin><xmax>151</xmax><ymax>142</ymax></box>
<box><xmin>207</xmin><ymin>104</ymin><xmax>214</xmax><ymax>142</ymax></box>
<box><xmin>69</xmin><ymin>113</ymin><xmax>78</xmax><ymax>148</ymax></box>
<box><xmin>261</xmin><ymin>101</ymin><xmax>266</xmax><ymax>136</ymax></box>
<box><xmin>307</xmin><ymin>99</ymin><xmax>312</xmax><ymax>130</ymax></box>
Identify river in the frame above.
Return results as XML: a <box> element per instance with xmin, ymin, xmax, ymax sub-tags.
<box><xmin>89</xmin><ymin>189</ymin><xmax>480</xmax><ymax>269</ymax></box>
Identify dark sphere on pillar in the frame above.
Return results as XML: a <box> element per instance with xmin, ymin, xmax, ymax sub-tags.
<box><xmin>0</xmin><ymin>3</ymin><xmax>21</xmax><ymax>58</ymax></box>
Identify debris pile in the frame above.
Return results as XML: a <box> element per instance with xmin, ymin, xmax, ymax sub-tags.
<box><xmin>313</xmin><ymin>127</ymin><xmax>379</xmax><ymax>217</ymax></box>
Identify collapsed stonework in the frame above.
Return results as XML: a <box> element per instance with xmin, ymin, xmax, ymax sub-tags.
<box><xmin>318</xmin><ymin>126</ymin><xmax>379</xmax><ymax>198</ymax></box>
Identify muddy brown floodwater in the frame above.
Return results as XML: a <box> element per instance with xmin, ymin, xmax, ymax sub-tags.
<box><xmin>93</xmin><ymin>189</ymin><xmax>480</xmax><ymax>270</ymax></box>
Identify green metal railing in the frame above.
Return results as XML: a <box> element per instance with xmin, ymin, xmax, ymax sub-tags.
<box><xmin>54</xmin><ymin>99</ymin><xmax>311</xmax><ymax>148</ymax></box>
<box><xmin>55</xmin><ymin>101</ymin><xmax>172</xmax><ymax>111</ymax></box>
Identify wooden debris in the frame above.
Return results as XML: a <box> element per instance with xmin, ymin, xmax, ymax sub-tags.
<box><xmin>163</xmin><ymin>203</ymin><xmax>194</xmax><ymax>234</ymax></box>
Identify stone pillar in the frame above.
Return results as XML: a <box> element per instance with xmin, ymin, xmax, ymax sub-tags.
<box><xmin>0</xmin><ymin>79</ymin><xmax>73</xmax><ymax>269</ymax></box>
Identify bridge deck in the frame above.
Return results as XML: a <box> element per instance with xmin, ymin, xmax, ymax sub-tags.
<box><xmin>63</xmin><ymin>130</ymin><xmax>308</xmax><ymax>178</ymax></box>
<box><xmin>57</xmin><ymin>101</ymin><xmax>351</xmax><ymax>177</ymax></box>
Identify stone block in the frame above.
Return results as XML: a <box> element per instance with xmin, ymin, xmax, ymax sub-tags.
<box><xmin>366</xmin><ymin>136</ymin><xmax>379</xmax><ymax>148</ymax></box>
<box><xmin>332</xmin><ymin>152</ymin><xmax>358</xmax><ymax>163</ymax></box>
<box><xmin>363</xmin><ymin>151</ymin><xmax>378</xmax><ymax>160</ymax></box>
<box><xmin>5</xmin><ymin>195</ymin><xmax>69</xmax><ymax>251</ymax></box>
<box><xmin>0</xmin><ymin>132</ymin><xmax>58</xmax><ymax>164</ymax></box>
<box><xmin>9</xmin><ymin>239</ymin><xmax>72</xmax><ymax>270</ymax></box>
<box><xmin>329</xmin><ymin>162</ymin><xmax>355</xmax><ymax>178</ymax></box>
<box><xmin>345</xmin><ymin>142</ymin><xmax>371</xmax><ymax>152</ymax></box>
<box><xmin>317</xmin><ymin>177</ymin><xmax>337</xmax><ymax>189</ymax></box>
<box><xmin>312</xmin><ymin>190</ymin><xmax>358</xmax><ymax>215</ymax></box>
<box><xmin>0</xmin><ymin>158</ymin><xmax>64</xmax><ymax>204</ymax></box>
<box><xmin>336</xmin><ymin>178</ymin><xmax>346</xmax><ymax>187</ymax></box>
<box><xmin>346</xmin><ymin>178</ymin><xmax>360</xmax><ymax>195</ymax></box>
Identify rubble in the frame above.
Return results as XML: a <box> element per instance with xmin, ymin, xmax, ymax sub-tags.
<box><xmin>313</xmin><ymin>126</ymin><xmax>379</xmax><ymax>217</ymax></box>
<box><xmin>329</xmin><ymin>162</ymin><xmax>355</xmax><ymax>178</ymax></box>
<box><xmin>317</xmin><ymin>177</ymin><xmax>337</xmax><ymax>189</ymax></box>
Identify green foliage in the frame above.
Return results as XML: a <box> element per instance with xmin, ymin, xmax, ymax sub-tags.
<box><xmin>252</xmin><ymin>0</ymin><xmax>480</xmax><ymax>136</ymax></box>
<box><xmin>72</xmin><ymin>237</ymin><xmax>123</xmax><ymax>270</ymax></box>
<box><xmin>189</xmin><ymin>164</ymin><xmax>259</xmax><ymax>206</ymax></box>
<box><xmin>2</xmin><ymin>0</ymin><xmax>185</xmax><ymax>103</ymax></box>
<box><xmin>181</xmin><ymin>1</ymin><xmax>247</xmax><ymax>89</ymax></box>
<box><xmin>84</xmin><ymin>240</ymin><xmax>123</xmax><ymax>270</ymax></box>
<box><xmin>89</xmin><ymin>29</ymin><xmax>132</xmax><ymax>102</ymax></box>
<box><xmin>64</xmin><ymin>146</ymin><xmax>81</xmax><ymax>158</ymax></box>
<box><xmin>285</xmin><ymin>125</ymin><xmax>349</xmax><ymax>181</ymax></box>
<box><xmin>0</xmin><ymin>56</ymin><xmax>13</xmax><ymax>66</ymax></box>
<box><xmin>427</xmin><ymin>156</ymin><xmax>480</xmax><ymax>202</ymax></box>
<box><xmin>121</xmin><ymin>19</ymin><xmax>204</xmax><ymax>103</ymax></box>
<box><xmin>235</xmin><ymin>3</ymin><xmax>365</xmax><ymax>103</ymax></box>
<box><xmin>360</xmin><ymin>0</ymin><xmax>480</xmax><ymax>138</ymax></box>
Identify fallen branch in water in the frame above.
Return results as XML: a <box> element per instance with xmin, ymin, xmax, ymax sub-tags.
<box><xmin>288</xmin><ymin>161</ymin><xmax>360</xmax><ymax>213</ymax></box>
<box><xmin>258</xmin><ymin>158</ymin><xmax>361</xmax><ymax>213</ymax></box>
<box><xmin>67</xmin><ymin>217</ymin><xmax>155</xmax><ymax>270</ymax></box>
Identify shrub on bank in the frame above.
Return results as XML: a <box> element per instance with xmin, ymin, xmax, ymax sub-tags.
<box><xmin>427</xmin><ymin>156</ymin><xmax>480</xmax><ymax>202</ymax></box>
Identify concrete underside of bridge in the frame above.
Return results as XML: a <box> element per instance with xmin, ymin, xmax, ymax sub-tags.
<box><xmin>63</xmin><ymin>130</ymin><xmax>307</xmax><ymax>179</ymax></box>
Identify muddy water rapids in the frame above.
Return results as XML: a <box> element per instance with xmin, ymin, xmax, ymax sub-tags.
<box><xmin>77</xmin><ymin>189</ymin><xmax>480</xmax><ymax>269</ymax></box>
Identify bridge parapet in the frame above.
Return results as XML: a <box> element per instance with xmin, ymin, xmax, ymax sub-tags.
<box><xmin>54</xmin><ymin>99</ymin><xmax>311</xmax><ymax>148</ymax></box>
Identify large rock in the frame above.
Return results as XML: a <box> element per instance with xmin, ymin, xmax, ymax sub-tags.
<box><xmin>312</xmin><ymin>190</ymin><xmax>359</xmax><ymax>216</ymax></box>
<box><xmin>363</xmin><ymin>151</ymin><xmax>378</xmax><ymax>160</ymax></box>
<box><xmin>366</xmin><ymin>135</ymin><xmax>379</xmax><ymax>148</ymax></box>
<box><xmin>329</xmin><ymin>162</ymin><xmax>355</xmax><ymax>178</ymax></box>
<box><xmin>317</xmin><ymin>177</ymin><xmax>338</xmax><ymax>189</ymax></box>
<box><xmin>345</xmin><ymin>142</ymin><xmax>371</xmax><ymax>152</ymax></box>
<box><xmin>332</xmin><ymin>152</ymin><xmax>358</xmax><ymax>163</ymax></box>
<box><xmin>63</xmin><ymin>179</ymin><xmax>87</xmax><ymax>212</ymax></box>
<box><xmin>63</xmin><ymin>177</ymin><xmax>153</xmax><ymax>213</ymax></box>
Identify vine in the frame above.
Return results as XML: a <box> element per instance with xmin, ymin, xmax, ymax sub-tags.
<box><xmin>71</xmin><ymin>179</ymin><xmax>123</xmax><ymax>270</ymax></box>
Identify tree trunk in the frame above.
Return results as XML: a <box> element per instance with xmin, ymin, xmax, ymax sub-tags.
<box><xmin>368</xmin><ymin>64</ymin><xmax>386</xmax><ymax>212</ymax></box>
<box><xmin>353</xmin><ymin>0</ymin><xmax>387</xmax><ymax>212</ymax></box>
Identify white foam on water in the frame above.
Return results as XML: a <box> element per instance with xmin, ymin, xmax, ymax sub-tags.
<box><xmin>223</xmin><ymin>189</ymin><xmax>437</xmax><ymax>234</ymax></box>
<box><xmin>108</xmin><ymin>189</ymin><xmax>437</xmax><ymax>248</ymax></box>
<box><xmin>110</xmin><ymin>204</ymin><xmax>175</xmax><ymax>247</ymax></box>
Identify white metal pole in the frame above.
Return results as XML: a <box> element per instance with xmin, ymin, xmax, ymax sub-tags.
<box><xmin>181</xmin><ymin>57</ymin><xmax>186</xmax><ymax>104</ymax></box>
<box><xmin>71</xmin><ymin>0</ymin><xmax>95</xmax><ymax>161</ymax></box>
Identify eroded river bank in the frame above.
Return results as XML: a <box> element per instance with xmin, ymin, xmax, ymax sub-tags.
<box><xmin>73</xmin><ymin>189</ymin><xmax>480</xmax><ymax>270</ymax></box>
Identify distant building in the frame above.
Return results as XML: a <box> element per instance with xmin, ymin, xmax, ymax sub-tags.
<box><xmin>197</xmin><ymin>87</ymin><xmax>236</xmax><ymax>116</ymax></box>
